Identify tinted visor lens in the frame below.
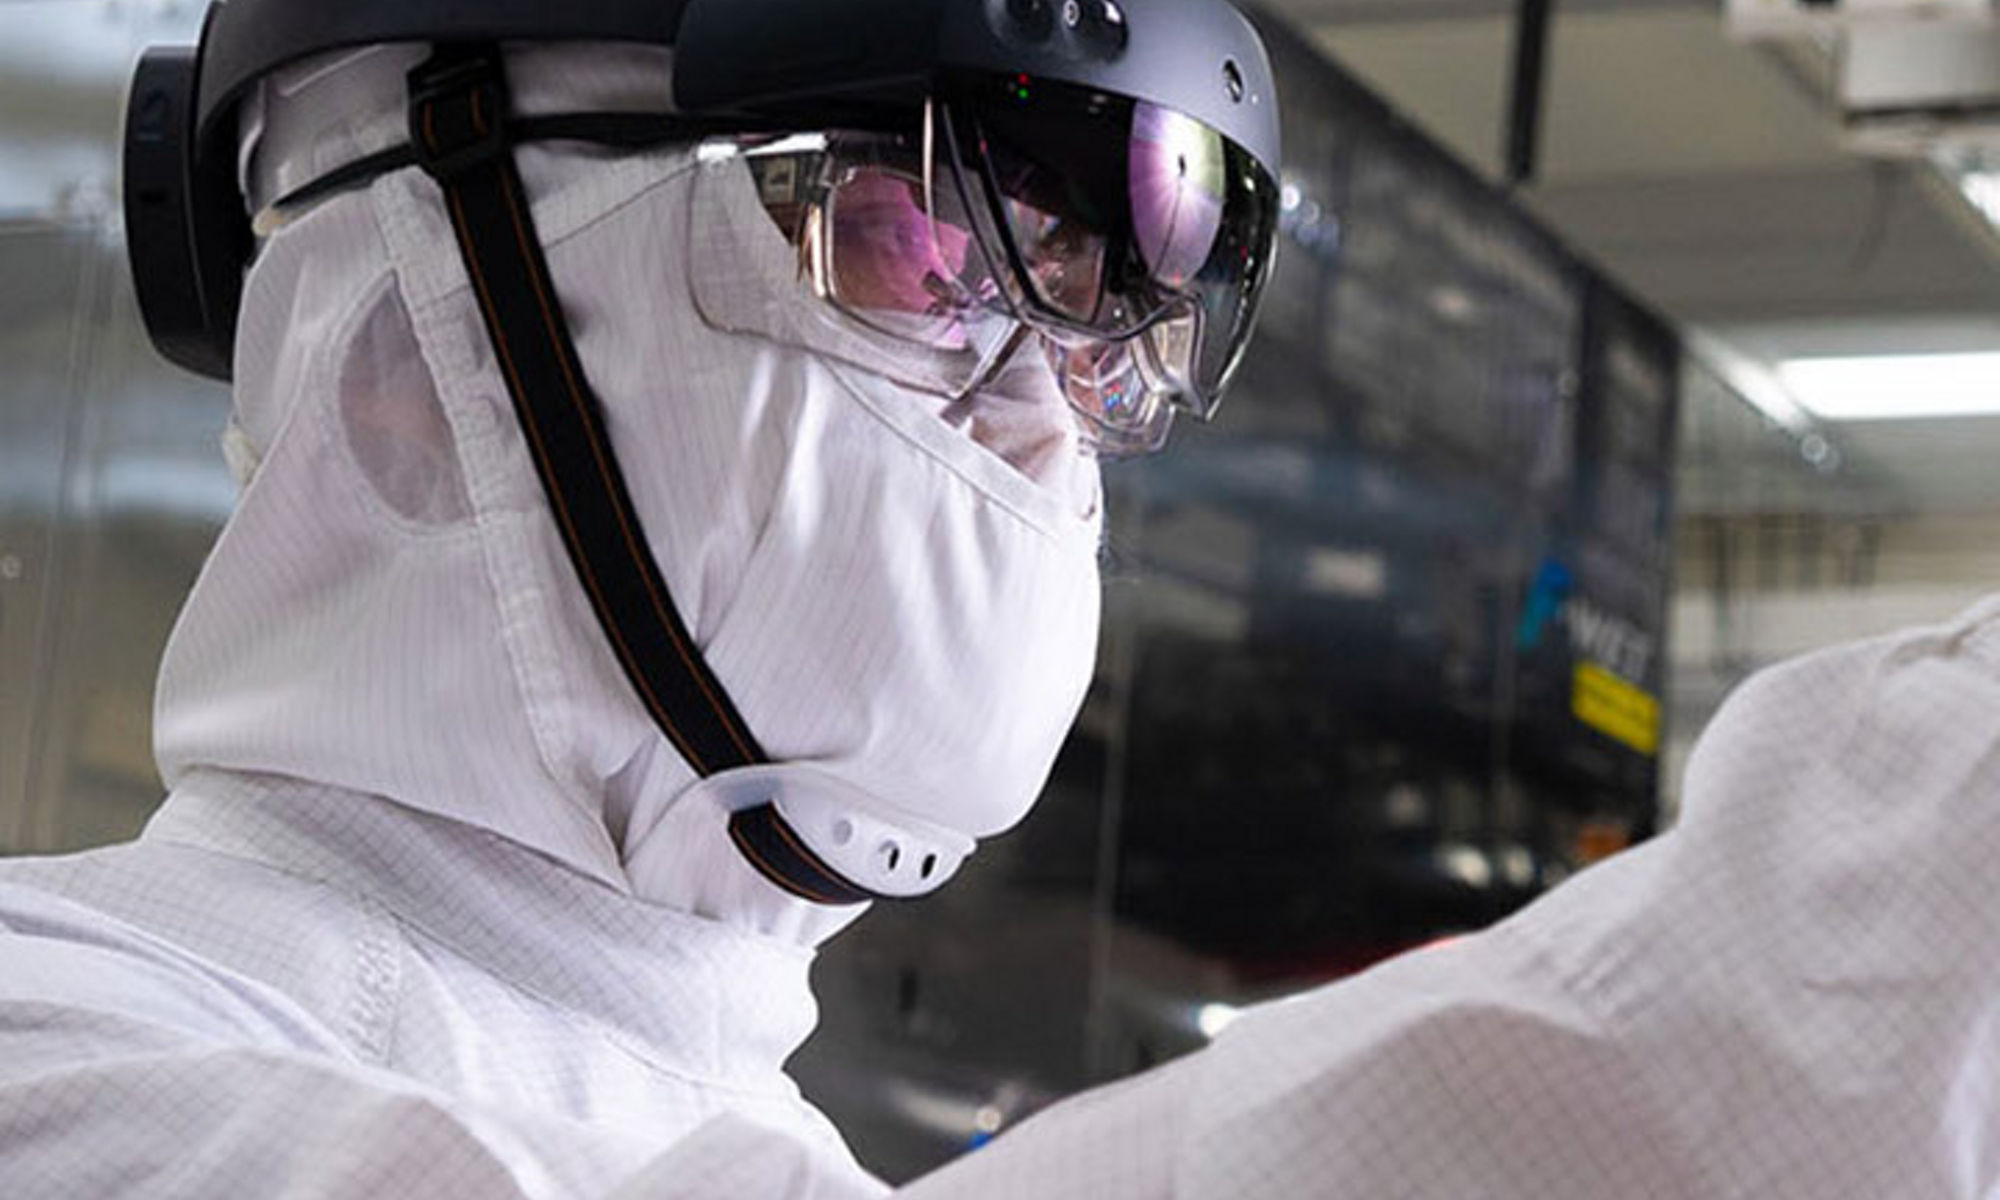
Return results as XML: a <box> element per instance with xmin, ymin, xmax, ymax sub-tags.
<box><xmin>941</xmin><ymin>72</ymin><xmax>1279</xmax><ymax>413</ymax></box>
<box><xmin>820</xmin><ymin>163</ymin><xmax>985</xmax><ymax>350</ymax></box>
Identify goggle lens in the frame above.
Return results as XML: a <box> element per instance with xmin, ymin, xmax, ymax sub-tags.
<box><xmin>726</xmin><ymin>72</ymin><xmax>1277</xmax><ymax>456</ymax></box>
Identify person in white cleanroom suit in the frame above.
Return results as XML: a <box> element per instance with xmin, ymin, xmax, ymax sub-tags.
<box><xmin>6</xmin><ymin>33</ymin><xmax>2000</xmax><ymax>1200</ymax></box>
<box><xmin>0</xmin><ymin>40</ymin><xmax>1096</xmax><ymax>1197</ymax></box>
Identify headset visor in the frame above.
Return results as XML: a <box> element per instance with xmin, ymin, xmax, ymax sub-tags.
<box><xmin>935</xmin><ymin>70</ymin><xmax>1279</xmax><ymax>421</ymax></box>
<box><xmin>689</xmin><ymin>72</ymin><xmax>1278</xmax><ymax>456</ymax></box>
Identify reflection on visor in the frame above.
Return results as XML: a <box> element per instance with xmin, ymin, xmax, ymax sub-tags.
<box><xmin>1043</xmin><ymin>337</ymin><xmax>1175</xmax><ymax>457</ymax></box>
<box><xmin>1130</xmin><ymin>104</ymin><xmax>1226</xmax><ymax>290</ymax></box>
<box><xmin>999</xmin><ymin>194</ymin><xmax>1109</xmax><ymax>324</ymax></box>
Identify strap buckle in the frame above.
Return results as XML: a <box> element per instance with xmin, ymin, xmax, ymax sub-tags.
<box><xmin>407</xmin><ymin>46</ymin><xmax>512</xmax><ymax>182</ymax></box>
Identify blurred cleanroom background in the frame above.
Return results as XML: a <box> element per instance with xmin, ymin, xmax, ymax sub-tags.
<box><xmin>4</xmin><ymin>0</ymin><xmax>1999</xmax><ymax>1182</ymax></box>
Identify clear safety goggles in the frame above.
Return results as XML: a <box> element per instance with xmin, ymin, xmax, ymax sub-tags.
<box><xmin>688</xmin><ymin>70</ymin><xmax>1279</xmax><ymax>458</ymax></box>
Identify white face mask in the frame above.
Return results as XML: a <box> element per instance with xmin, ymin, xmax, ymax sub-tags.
<box><xmin>163</xmin><ymin>49</ymin><xmax>1103</xmax><ymax>946</ymax></box>
<box><xmin>577</xmin><ymin>153</ymin><xmax>1105</xmax><ymax>917</ymax></box>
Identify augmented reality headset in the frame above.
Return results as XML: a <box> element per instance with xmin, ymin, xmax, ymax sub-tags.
<box><xmin>124</xmin><ymin>0</ymin><xmax>1282</xmax><ymax>382</ymax></box>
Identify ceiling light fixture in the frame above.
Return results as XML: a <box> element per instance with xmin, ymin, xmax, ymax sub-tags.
<box><xmin>1779</xmin><ymin>352</ymin><xmax>2000</xmax><ymax>420</ymax></box>
<box><xmin>1957</xmin><ymin>168</ymin><xmax>2000</xmax><ymax>228</ymax></box>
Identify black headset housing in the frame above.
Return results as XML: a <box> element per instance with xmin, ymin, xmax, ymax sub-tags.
<box><xmin>123</xmin><ymin>0</ymin><xmax>1281</xmax><ymax>382</ymax></box>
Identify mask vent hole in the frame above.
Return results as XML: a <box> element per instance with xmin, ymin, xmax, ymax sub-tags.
<box><xmin>880</xmin><ymin>842</ymin><xmax>903</xmax><ymax>873</ymax></box>
<box><xmin>920</xmin><ymin>853</ymin><xmax>939</xmax><ymax>880</ymax></box>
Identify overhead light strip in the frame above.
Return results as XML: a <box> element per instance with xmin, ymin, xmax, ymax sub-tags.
<box><xmin>1779</xmin><ymin>352</ymin><xmax>2000</xmax><ymax>420</ymax></box>
<box><xmin>1958</xmin><ymin>168</ymin><xmax>2000</xmax><ymax>228</ymax></box>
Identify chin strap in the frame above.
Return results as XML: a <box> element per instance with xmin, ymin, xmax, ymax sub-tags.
<box><xmin>405</xmin><ymin>43</ymin><xmax>878</xmax><ymax>907</ymax></box>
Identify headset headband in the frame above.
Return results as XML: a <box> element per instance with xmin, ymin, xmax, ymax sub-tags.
<box><xmin>192</xmin><ymin>1</ymin><xmax>691</xmax><ymax>152</ymax></box>
<box><xmin>127</xmin><ymin>0</ymin><xmax>1279</xmax><ymax>380</ymax></box>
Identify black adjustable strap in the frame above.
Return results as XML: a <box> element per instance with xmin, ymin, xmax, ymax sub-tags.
<box><xmin>405</xmin><ymin>46</ymin><xmax>880</xmax><ymax>906</ymax></box>
<box><xmin>727</xmin><ymin>805</ymin><xmax>879</xmax><ymax>907</ymax></box>
<box><xmin>408</xmin><ymin>45</ymin><xmax>764</xmax><ymax>778</ymax></box>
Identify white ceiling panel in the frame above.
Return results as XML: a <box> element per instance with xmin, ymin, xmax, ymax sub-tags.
<box><xmin>1302</xmin><ymin>9</ymin><xmax>1850</xmax><ymax>182</ymax></box>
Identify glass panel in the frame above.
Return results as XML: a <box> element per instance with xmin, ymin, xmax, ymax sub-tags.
<box><xmin>0</xmin><ymin>1</ymin><xmax>224</xmax><ymax>853</ymax></box>
<box><xmin>0</xmin><ymin>226</ymin><xmax>94</xmax><ymax>852</ymax></box>
<box><xmin>27</xmin><ymin>242</ymin><xmax>233</xmax><ymax>852</ymax></box>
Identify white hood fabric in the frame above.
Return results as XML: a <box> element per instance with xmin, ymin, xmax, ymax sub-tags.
<box><xmin>161</xmin><ymin>42</ymin><xmax>1103</xmax><ymax>940</ymax></box>
<box><xmin>0</xmin><ymin>774</ymin><xmax>887</xmax><ymax>1198</ymax></box>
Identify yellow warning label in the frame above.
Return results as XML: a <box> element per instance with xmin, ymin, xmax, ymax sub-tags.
<box><xmin>1572</xmin><ymin>662</ymin><xmax>1661</xmax><ymax>756</ymax></box>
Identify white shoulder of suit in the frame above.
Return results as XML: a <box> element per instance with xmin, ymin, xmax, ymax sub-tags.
<box><xmin>8</xmin><ymin>597</ymin><xmax>2000</xmax><ymax>1197</ymax></box>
